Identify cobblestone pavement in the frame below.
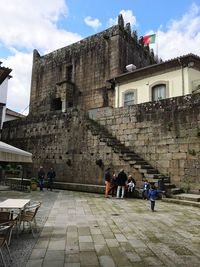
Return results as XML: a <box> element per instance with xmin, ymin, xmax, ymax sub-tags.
<box><xmin>0</xmin><ymin>189</ymin><xmax>58</xmax><ymax>267</ymax></box>
<box><xmin>1</xmin><ymin>190</ymin><xmax>200</xmax><ymax>267</ymax></box>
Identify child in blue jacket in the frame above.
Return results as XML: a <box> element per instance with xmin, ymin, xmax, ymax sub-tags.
<box><xmin>148</xmin><ymin>183</ymin><xmax>165</xmax><ymax>212</ymax></box>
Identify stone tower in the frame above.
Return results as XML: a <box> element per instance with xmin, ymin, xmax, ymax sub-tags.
<box><xmin>29</xmin><ymin>15</ymin><xmax>155</xmax><ymax>115</ymax></box>
<box><xmin>1</xmin><ymin>15</ymin><xmax>158</xmax><ymax>186</ymax></box>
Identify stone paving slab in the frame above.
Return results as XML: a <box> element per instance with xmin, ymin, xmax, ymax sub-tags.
<box><xmin>162</xmin><ymin>198</ymin><xmax>200</xmax><ymax>207</ymax></box>
<box><xmin>0</xmin><ymin>189</ymin><xmax>58</xmax><ymax>267</ymax></box>
<box><xmin>0</xmin><ymin>190</ymin><xmax>200</xmax><ymax>267</ymax></box>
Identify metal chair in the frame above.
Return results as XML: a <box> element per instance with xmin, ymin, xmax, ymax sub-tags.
<box><xmin>20</xmin><ymin>202</ymin><xmax>41</xmax><ymax>236</ymax></box>
<box><xmin>0</xmin><ymin>212</ymin><xmax>13</xmax><ymax>224</ymax></box>
<box><xmin>0</xmin><ymin>212</ymin><xmax>17</xmax><ymax>245</ymax></box>
<box><xmin>0</xmin><ymin>222</ymin><xmax>14</xmax><ymax>267</ymax></box>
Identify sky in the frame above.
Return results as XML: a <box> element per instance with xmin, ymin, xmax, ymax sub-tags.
<box><xmin>1</xmin><ymin>0</ymin><xmax>200</xmax><ymax>114</ymax></box>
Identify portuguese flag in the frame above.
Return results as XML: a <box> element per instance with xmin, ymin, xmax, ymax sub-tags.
<box><xmin>143</xmin><ymin>34</ymin><xmax>156</xmax><ymax>45</ymax></box>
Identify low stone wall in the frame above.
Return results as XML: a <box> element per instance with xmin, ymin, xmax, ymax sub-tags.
<box><xmin>53</xmin><ymin>182</ymin><xmax>105</xmax><ymax>194</ymax></box>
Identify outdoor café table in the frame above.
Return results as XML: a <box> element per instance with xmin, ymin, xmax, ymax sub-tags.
<box><xmin>0</xmin><ymin>198</ymin><xmax>30</xmax><ymax>234</ymax></box>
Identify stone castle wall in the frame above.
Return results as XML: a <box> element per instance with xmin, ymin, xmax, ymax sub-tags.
<box><xmin>91</xmin><ymin>93</ymin><xmax>200</xmax><ymax>189</ymax></box>
<box><xmin>2</xmin><ymin>108</ymin><xmax>138</xmax><ymax>185</ymax></box>
<box><xmin>2</xmin><ymin>93</ymin><xmax>200</xmax><ymax>189</ymax></box>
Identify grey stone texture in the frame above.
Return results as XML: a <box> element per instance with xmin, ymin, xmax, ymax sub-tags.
<box><xmin>1</xmin><ymin>189</ymin><xmax>200</xmax><ymax>267</ymax></box>
<box><xmin>93</xmin><ymin>94</ymin><xmax>200</xmax><ymax>189</ymax></box>
<box><xmin>2</xmin><ymin>93</ymin><xmax>200</xmax><ymax>190</ymax></box>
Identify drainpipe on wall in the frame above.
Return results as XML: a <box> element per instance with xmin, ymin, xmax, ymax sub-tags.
<box><xmin>181</xmin><ymin>65</ymin><xmax>185</xmax><ymax>96</ymax></box>
<box><xmin>178</xmin><ymin>58</ymin><xmax>185</xmax><ymax>96</ymax></box>
<box><xmin>117</xmin><ymin>83</ymin><xmax>120</xmax><ymax>108</ymax></box>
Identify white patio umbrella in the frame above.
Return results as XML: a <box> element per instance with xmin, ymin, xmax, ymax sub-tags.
<box><xmin>0</xmin><ymin>141</ymin><xmax>32</xmax><ymax>163</ymax></box>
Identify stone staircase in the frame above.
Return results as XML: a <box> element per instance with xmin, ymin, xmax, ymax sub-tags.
<box><xmin>86</xmin><ymin>117</ymin><xmax>171</xmax><ymax>185</ymax></box>
<box><xmin>162</xmin><ymin>193</ymin><xmax>200</xmax><ymax>208</ymax></box>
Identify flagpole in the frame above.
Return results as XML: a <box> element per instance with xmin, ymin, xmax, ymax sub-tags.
<box><xmin>156</xmin><ymin>32</ymin><xmax>159</xmax><ymax>61</ymax></box>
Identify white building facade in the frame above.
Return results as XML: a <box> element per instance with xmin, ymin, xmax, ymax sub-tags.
<box><xmin>0</xmin><ymin>64</ymin><xmax>12</xmax><ymax>129</ymax></box>
<box><xmin>111</xmin><ymin>54</ymin><xmax>200</xmax><ymax>108</ymax></box>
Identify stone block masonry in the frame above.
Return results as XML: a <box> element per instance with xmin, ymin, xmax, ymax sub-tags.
<box><xmin>92</xmin><ymin>93</ymin><xmax>200</xmax><ymax>190</ymax></box>
<box><xmin>29</xmin><ymin>16</ymin><xmax>155</xmax><ymax>115</ymax></box>
<box><xmin>2</xmin><ymin>93</ymin><xmax>200</xmax><ymax>190</ymax></box>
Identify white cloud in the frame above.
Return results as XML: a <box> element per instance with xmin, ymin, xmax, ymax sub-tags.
<box><xmin>0</xmin><ymin>0</ymin><xmax>82</xmax><ymax>52</ymax></box>
<box><xmin>0</xmin><ymin>51</ymin><xmax>32</xmax><ymax>114</ymax></box>
<box><xmin>108</xmin><ymin>10</ymin><xmax>137</xmax><ymax>28</ymax></box>
<box><xmin>84</xmin><ymin>16</ymin><xmax>102</xmax><ymax>30</ymax></box>
<box><xmin>0</xmin><ymin>0</ymin><xmax>82</xmax><ymax>114</ymax></box>
<box><xmin>152</xmin><ymin>3</ymin><xmax>200</xmax><ymax>60</ymax></box>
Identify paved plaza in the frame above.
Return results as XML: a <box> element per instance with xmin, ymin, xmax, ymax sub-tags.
<box><xmin>0</xmin><ymin>189</ymin><xmax>200</xmax><ymax>267</ymax></box>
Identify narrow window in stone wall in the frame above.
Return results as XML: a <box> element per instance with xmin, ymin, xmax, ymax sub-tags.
<box><xmin>152</xmin><ymin>84</ymin><xmax>166</xmax><ymax>101</ymax></box>
<box><xmin>66</xmin><ymin>65</ymin><xmax>73</xmax><ymax>82</ymax></box>
<box><xmin>124</xmin><ymin>92</ymin><xmax>135</xmax><ymax>106</ymax></box>
<box><xmin>51</xmin><ymin>98</ymin><xmax>62</xmax><ymax>111</ymax></box>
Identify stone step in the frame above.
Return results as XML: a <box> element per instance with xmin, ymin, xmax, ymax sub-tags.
<box><xmin>129</xmin><ymin>161</ymin><xmax>137</xmax><ymax>165</ymax></box>
<box><xmin>134</xmin><ymin>164</ymin><xmax>153</xmax><ymax>169</ymax></box>
<box><xmin>113</xmin><ymin>148</ymin><xmax>121</xmax><ymax>153</ymax></box>
<box><xmin>122</xmin><ymin>157</ymin><xmax>133</xmax><ymax>161</ymax></box>
<box><xmin>120</xmin><ymin>149</ymin><xmax>132</xmax><ymax>154</ymax></box>
<box><xmin>126</xmin><ymin>155</ymin><xmax>142</xmax><ymax>160</ymax></box>
<box><xmin>164</xmin><ymin>183</ymin><xmax>176</xmax><ymax>189</ymax></box>
<box><xmin>172</xmin><ymin>193</ymin><xmax>200</xmax><ymax>202</ymax></box>
<box><xmin>88</xmin><ymin>118</ymin><xmax>175</xmax><ymax>190</ymax></box>
<box><xmin>124</xmin><ymin>152</ymin><xmax>137</xmax><ymax>156</ymax></box>
<box><xmin>134</xmin><ymin>160</ymin><xmax>148</xmax><ymax>165</ymax></box>
<box><xmin>162</xmin><ymin>198</ymin><xmax>200</xmax><ymax>208</ymax></box>
<box><xmin>145</xmin><ymin>174</ymin><xmax>160</xmax><ymax>179</ymax></box>
<box><xmin>140</xmin><ymin>169</ymin><xmax>159</xmax><ymax>174</ymax></box>
<box><xmin>114</xmin><ymin>145</ymin><xmax>125</xmax><ymax>150</ymax></box>
<box><xmin>146</xmin><ymin>178</ymin><xmax>159</xmax><ymax>183</ymax></box>
<box><xmin>170</xmin><ymin>188</ymin><xmax>183</xmax><ymax>195</ymax></box>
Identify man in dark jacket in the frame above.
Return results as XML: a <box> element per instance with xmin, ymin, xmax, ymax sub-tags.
<box><xmin>38</xmin><ymin>166</ymin><xmax>45</xmax><ymax>191</ymax></box>
<box><xmin>47</xmin><ymin>167</ymin><xmax>56</xmax><ymax>191</ymax></box>
<box><xmin>116</xmin><ymin>169</ymin><xmax>128</xmax><ymax>198</ymax></box>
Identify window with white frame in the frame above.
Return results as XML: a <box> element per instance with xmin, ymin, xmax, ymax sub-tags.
<box><xmin>152</xmin><ymin>84</ymin><xmax>166</xmax><ymax>101</ymax></box>
<box><xmin>124</xmin><ymin>91</ymin><xmax>135</xmax><ymax>106</ymax></box>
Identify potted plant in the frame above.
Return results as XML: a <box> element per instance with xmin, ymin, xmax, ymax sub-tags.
<box><xmin>30</xmin><ymin>178</ymin><xmax>38</xmax><ymax>191</ymax></box>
